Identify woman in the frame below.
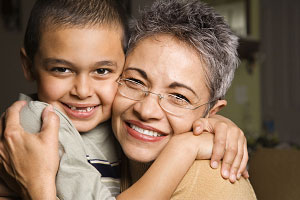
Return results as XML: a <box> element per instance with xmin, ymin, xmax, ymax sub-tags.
<box><xmin>0</xmin><ymin>0</ymin><xmax>255</xmax><ymax>199</ymax></box>
<box><xmin>112</xmin><ymin>0</ymin><xmax>256</xmax><ymax>199</ymax></box>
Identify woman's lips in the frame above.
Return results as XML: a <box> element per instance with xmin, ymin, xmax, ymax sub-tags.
<box><xmin>125</xmin><ymin>120</ymin><xmax>167</xmax><ymax>142</ymax></box>
<box><xmin>62</xmin><ymin>102</ymin><xmax>100</xmax><ymax>119</ymax></box>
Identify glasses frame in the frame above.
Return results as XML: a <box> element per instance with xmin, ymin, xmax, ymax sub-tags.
<box><xmin>116</xmin><ymin>78</ymin><xmax>215</xmax><ymax>115</ymax></box>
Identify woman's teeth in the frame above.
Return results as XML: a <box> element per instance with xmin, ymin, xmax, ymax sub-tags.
<box><xmin>130</xmin><ymin>124</ymin><xmax>162</xmax><ymax>137</ymax></box>
<box><xmin>68</xmin><ymin>105</ymin><xmax>95</xmax><ymax>112</ymax></box>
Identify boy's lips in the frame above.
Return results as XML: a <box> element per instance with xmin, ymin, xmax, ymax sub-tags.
<box><xmin>61</xmin><ymin>102</ymin><xmax>100</xmax><ymax>119</ymax></box>
<box><xmin>124</xmin><ymin>120</ymin><xmax>168</xmax><ymax>142</ymax></box>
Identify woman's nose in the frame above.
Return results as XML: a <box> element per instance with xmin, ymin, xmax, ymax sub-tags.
<box><xmin>132</xmin><ymin>94</ymin><xmax>165</xmax><ymax>121</ymax></box>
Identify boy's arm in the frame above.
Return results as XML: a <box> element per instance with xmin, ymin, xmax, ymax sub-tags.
<box><xmin>193</xmin><ymin>114</ymin><xmax>249</xmax><ymax>182</ymax></box>
<box><xmin>117</xmin><ymin>132</ymin><xmax>214</xmax><ymax>200</ymax></box>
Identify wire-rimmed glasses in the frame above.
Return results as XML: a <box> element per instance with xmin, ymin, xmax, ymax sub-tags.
<box><xmin>117</xmin><ymin>78</ymin><xmax>214</xmax><ymax>116</ymax></box>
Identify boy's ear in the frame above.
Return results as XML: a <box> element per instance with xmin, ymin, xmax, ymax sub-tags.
<box><xmin>207</xmin><ymin>99</ymin><xmax>227</xmax><ymax>117</ymax></box>
<box><xmin>20</xmin><ymin>48</ymin><xmax>35</xmax><ymax>81</ymax></box>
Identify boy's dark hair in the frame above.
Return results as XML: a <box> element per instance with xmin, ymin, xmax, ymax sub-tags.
<box><xmin>24</xmin><ymin>0</ymin><xmax>128</xmax><ymax>61</ymax></box>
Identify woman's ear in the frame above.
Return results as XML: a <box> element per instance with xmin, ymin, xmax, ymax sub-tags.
<box><xmin>207</xmin><ymin>99</ymin><xmax>227</xmax><ymax>117</ymax></box>
<box><xmin>20</xmin><ymin>48</ymin><xmax>35</xmax><ymax>81</ymax></box>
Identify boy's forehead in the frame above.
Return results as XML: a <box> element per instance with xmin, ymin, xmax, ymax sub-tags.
<box><xmin>38</xmin><ymin>23</ymin><xmax>124</xmax><ymax>51</ymax></box>
<box><xmin>34</xmin><ymin>24</ymin><xmax>125</xmax><ymax>68</ymax></box>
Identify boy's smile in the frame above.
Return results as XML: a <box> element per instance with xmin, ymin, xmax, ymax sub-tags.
<box><xmin>21</xmin><ymin>26</ymin><xmax>125</xmax><ymax>132</ymax></box>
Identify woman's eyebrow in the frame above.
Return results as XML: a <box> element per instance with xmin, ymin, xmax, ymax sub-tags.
<box><xmin>124</xmin><ymin>67</ymin><xmax>148</xmax><ymax>79</ymax></box>
<box><xmin>169</xmin><ymin>82</ymin><xmax>197</xmax><ymax>96</ymax></box>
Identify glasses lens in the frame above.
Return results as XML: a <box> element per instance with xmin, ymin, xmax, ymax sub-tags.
<box><xmin>159</xmin><ymin>97</ymin><xmax>185</xmax><ymax>116</ymax></box>
<box><xmin>118</xmin><ymin>79</ymin><xmax>145</xmax><ymax>101</ymax></box>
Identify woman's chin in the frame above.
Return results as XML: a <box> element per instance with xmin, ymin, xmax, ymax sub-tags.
<box><xmin>124</xmin><ymin>147</ymin><xmax>157</xmax><ymax>163</ymax></box>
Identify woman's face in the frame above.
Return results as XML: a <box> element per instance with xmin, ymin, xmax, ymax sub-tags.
<box><xmin>112</xmin><ymin>35</ymin><xmax>212</xmax><ymax>162</ymax></box>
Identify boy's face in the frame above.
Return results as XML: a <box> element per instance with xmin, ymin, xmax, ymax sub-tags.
<box><xmin>22</xmin><ymin>25</ymin><xmax>125</xmax><ymax>132</ymax></box>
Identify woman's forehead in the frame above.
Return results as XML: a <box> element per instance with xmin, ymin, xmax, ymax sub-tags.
<box><xmin>124</xmin><ymin>35</ymin><xmax>210</xmax><ymax>97</ymax></box>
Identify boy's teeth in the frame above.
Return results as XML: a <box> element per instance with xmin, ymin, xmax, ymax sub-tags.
<box><xmin>69</xmin><ymin>105</ymin><xmax>94</xmax><ymax>112</ymax></box>
<box><xmin>130</xmin><ymin>124</ymin><xmax>162</xmax><ymax>137</ymax></box>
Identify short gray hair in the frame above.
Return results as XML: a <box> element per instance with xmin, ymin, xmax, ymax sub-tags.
<box><xmin>128</xmin><ymin>0</ymin><xmax>239</xmax><ymax>105</ymax></box>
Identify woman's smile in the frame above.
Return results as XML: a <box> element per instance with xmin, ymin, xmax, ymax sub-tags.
<box><xmin>125</xmin><ymin>120</ymin><xmax>168</xmax><ymax>142</ymax></box>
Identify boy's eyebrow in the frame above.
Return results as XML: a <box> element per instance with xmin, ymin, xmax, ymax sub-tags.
<box><xmin>43</xmin><ymin>58</ymin><xmax>74</xmax><ymax>67</ymax></box>
<box><xmin>124</xmin><ymin>67</ymin><xmax>148</xmax><ymax>79</ymax></box>
<box><xmin>43</xmin><ymin>58</ymin><xmax>117</xmax><ymax>68</ymax></box>
<box><xmin>169</xmin><ymin>82</ymin><xmax>198</xmax><ymax>97</ymax></box>
<box><xmin>94</xmin><ymin>60</ymin><xmax>118</xmax><ymax>67</ymax></box>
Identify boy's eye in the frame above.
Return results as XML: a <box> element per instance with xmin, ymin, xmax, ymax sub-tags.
<box><xmin>95</xmin><ymin>68</ymin><xmax>111</xmax><ymax>75</ymax></box>
<box><xmin>51</xmin><ymin>67</ymin><xmax>71</xmax><ymax>73</ymax></box>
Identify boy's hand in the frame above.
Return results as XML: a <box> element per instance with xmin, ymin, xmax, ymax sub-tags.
<box><xmin>192</xmin><ymin>114</ymin><xmax>249</xmax><ymax>183</ymax></box>
<box><xmin>0</xmin><ymin>101</ymin><xmax>59</xmax><ymax>199</ymax></box>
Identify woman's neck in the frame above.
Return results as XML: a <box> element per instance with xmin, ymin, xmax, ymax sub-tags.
<box><xmin>128</xmin><ymin>159</ymin><xmax>153</xmax><ymax>184</ymax></box>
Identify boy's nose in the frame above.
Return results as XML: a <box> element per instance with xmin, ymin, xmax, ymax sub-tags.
<box><xmin>133</xmin><ymin>94</ymin><xmax>164</xmax><ymax>121</ymax></box>
<box><xmin>71</xmin><ymin>75</ymin><xmax>93</xmax><ymax>99</ymax></box>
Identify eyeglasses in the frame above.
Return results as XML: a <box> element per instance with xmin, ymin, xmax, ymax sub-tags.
<box><xmin>117</xmin><ymin>78</ymin><xmax>214</xmax><ymax>116</ymax></box>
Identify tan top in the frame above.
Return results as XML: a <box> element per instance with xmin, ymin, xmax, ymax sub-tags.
<box><xmin>171</xmin><ymin>160</ymin><xmax>256</xmax><ymax>200</ymax></box>
<box><xmin>122</xmin><ymin>158</ymin><xmax>256</xmax><ymax>200</ymax></box>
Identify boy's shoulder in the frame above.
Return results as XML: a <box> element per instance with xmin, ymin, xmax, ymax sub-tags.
<box><xmin>18</xmin><ymin>93</ymin><xmax>75</xmax><ymax>133</ymax></box>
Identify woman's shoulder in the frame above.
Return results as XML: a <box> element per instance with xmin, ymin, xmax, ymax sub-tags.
<box><xmin>171</xmin><ymin>160</ymin><xmax>257</xmax><ymax>200</ymax></box>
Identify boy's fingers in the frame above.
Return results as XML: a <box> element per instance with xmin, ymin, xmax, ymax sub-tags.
<box><xmin>242</xmin><ymin>169</ymin><xmax>249</xmax><ymax>179</ymax></box>
<box><xmin>238</xmin><ymin>143</ymin><xmax>249</xmax><ymax>179</ymax></box>
<box><xmin>229</xmin><ymin>135</ymin><xmax>244</xmax><ymax>183</ymax></box>
<box><xmin>40</xmin><ymin>105</ymin><xmax>60</xmax><ymax>144</ymax></box>
<box><xmin>192</xmin><ymin>120</ymin><xmax>204</xmax><ymax>135</ymax></box>
<box><xmin>221</xmin><ymin>127</ymin><xmax>239</xmax><ymax>179</ymax></box>
<box><xmin>210</xmin><ymin>122</ymin><xmax>228</xmax><ymax>169</ymax></box>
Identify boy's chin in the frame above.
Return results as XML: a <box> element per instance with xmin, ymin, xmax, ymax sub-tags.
<box><xmin>74</xmin><ymin>121</ymin><xmax>98</xmax><ymax>133</ymax></box>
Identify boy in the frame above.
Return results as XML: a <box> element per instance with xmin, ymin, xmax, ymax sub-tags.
<box><xmin>0</xmin><ymin>0</ymin><xmax>248</xmax><ymax>199</ymax></box>
<box><xmin>10</xmin><ymin>0</ymin><xmax>127</xmax><ymax>199</ymax></box>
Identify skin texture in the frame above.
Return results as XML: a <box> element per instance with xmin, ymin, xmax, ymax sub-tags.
<box><xmin>21</xmin><ymin>25</ymin><xmax>125</xmax><ymax>132</ymax></box>
<box><xmin>112</xmin><ymin>34</ymin><xmax>226</xmax><ymax>162</ymax></box>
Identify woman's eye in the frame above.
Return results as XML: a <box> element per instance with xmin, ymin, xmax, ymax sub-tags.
<box><xmin>95</xmin><ymin>68</ymin><xmax>110</xmax><ymax>75</ymax></box>
<box><xmin>51</xmin><ymin>67</ymin><xmax>71</xmax><ymax>73</ymax></box>
<box><xmin>127</xmin><ymin>78</ymin><xmax>144</xmax><ymax>85</ymax></box>
<box><xmin>168</xmin><ymin>93</ymin><xmax>191</xmax><ymax>106</ymax></box>
<box><xmin>124</xmin><ymin>78</ymin><xmax>145</xmax><ymax>89</ymax></box>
